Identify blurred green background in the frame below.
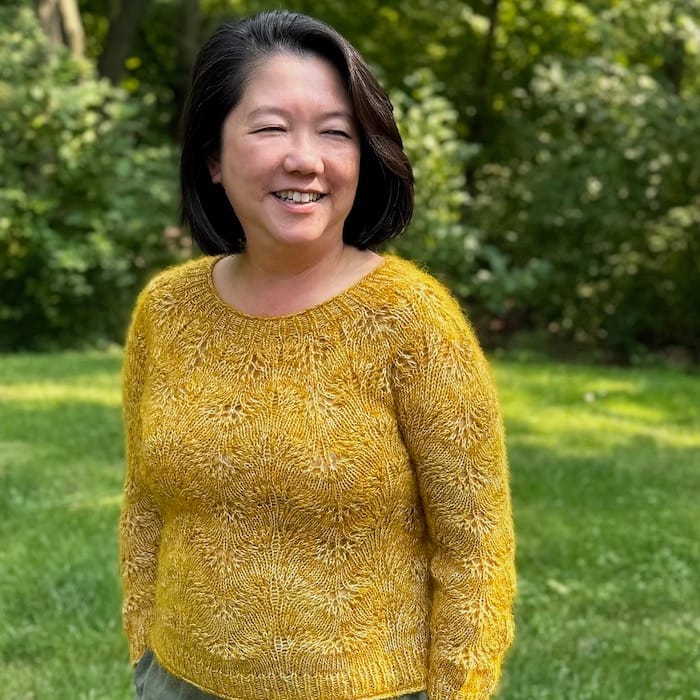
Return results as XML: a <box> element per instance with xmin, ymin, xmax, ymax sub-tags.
<box><xmin>1</xmin><ymin>2</ymin><xmax>700</xmax><ymax>698</ymax></box>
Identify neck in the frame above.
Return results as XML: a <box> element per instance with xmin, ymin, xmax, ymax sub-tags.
<box><xmin>216</xmin><ymin>240</ymin><xmax>381</xmax><ymax>317</ymax></box>
<box><xmin>238</xmin><ymin>237</ymin><xmax>347</xmax><ymax>285</ymax></box>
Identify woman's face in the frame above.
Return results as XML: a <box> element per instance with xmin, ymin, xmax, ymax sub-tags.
<box><xmin>210</xmin><ymin>52</ymin><xmax>361</xmax><ymax>255</ymax></box>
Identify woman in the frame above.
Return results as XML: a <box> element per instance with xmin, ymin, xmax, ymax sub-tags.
<box><xmin>120</xmin><ymin>10</ymin><xmax>515</xmax><ymax>700</ymax></box>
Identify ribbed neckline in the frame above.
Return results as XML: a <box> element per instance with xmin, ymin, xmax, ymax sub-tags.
<box><xmin>195</xmin><ymin>253</ymin><xmax>399</xmax><ymax>333</ymax></box>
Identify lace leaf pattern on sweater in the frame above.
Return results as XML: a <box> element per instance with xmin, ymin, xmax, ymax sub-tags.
<box><xmin>119</xmin><ymin>255</ymin><xmax>515</xmax><ymax>700</ymax></box>
<box><xmin>392</xmin><ymin>283</ymin><xmax>515</xmax><ymax>699</ymax></box>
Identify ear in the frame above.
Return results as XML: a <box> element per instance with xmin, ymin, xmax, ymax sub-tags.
<box><xmin>208</xmin><ymin>155</ymin><xmax>222</xmax><ymax>184</ymax></box>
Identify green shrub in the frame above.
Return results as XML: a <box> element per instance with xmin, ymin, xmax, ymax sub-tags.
<box><xmin>473</xmin><ymin>57</ymin><xmax>700</xmax><ymax>359</ymax></box>
<box><xmin>0</xmin><ymin>8</ymin><xmax>179</xmax><ymax>350</ymax></box>
<box><xmin>389</xmin><ymin>69</ymin><xmax>547</xmax><ymax>324</ymax></box>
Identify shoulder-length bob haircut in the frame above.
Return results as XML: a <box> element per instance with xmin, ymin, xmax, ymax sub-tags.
<box><xmin>180</xmin><ymin>10</ymin><xmax>414</xmax><ymax>254</ymax></box>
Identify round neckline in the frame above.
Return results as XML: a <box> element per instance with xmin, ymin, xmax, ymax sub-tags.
<box><xmin>203</xmin><ymin>253</ymin><xmax>392</xmax><ymax>324</ymax></box>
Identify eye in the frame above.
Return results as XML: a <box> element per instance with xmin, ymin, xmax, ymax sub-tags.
<box><xmin>323</xmin><ymin>129</ymin><xmax>352</xmax><ymax>139</ymax></box>
<box><xmin>252</xmin><ymin>126</ymin><xmax>285</xmax><ymax>134</ymax></box>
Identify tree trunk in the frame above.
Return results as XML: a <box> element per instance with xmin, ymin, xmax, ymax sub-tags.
<box><xmin>474</xmin><ymin>0</ymin><xmax>501</xmax><ymax>95</ymax></box>
<box><xmin>58</xmin><ymin>0</ymin><xmax>85</xmax><ymax>58</ymax></box>
<box><xmin>36</xmin><ymin>0</ymin><xmax>62</xmax><ymax>45</ymax></box>
<box><xmin>181</xmin><ymin>0</ymin><xmax>200</xmax><ymax>82</ymax></box>
<box><xmin>173</xmin><ymin>0</ymin><xmax>201</xmax><ymax>139</ymax></box>
<box><xmin>98</xmin><ymin>0</ymin><xmax>153</xmax><ymax>84</ymax></box>
<box><xmin>466</xmin><ymin>0</ymin><xmax>501</xmax><ymax>191</ymax></box>
<box><xmin>663</xmin><ymin>8</ymin><xmax>685</xmax><ymax>95</ymax></box>
<box><xmin>35</xmin><ymin>0</ymin><xmax>85</xmax><ymax>58</ymax></box>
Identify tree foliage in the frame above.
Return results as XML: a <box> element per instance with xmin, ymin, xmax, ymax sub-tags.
<box><xmin>0</xmin><ymin>7</ymin><xmax>178</xmax><ymax>350</ymax></box>
<box><xmin>387</xmin><ymin>69</ymin><xmax>548</xmax><ymax>321</ymax></box>
<box><xmin>473</xmin><ymin>56</ymin><xmax>700</xmax><ymax>357</ymax></box>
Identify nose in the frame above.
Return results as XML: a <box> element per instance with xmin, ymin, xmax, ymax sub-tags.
<box><xmin>282</xmin><ymin>134</ymin><xmax>324</xmax><ymax>175</ymax></box>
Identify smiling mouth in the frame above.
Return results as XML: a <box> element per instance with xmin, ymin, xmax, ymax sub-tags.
<box><xmin>274</xmin><ymin>190</ymin><xmax>324</xmax><ymax>203</ymax></box>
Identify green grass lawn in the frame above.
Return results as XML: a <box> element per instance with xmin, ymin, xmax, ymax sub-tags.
<box><xmin>1</xmin><ymin>351</ymin><xmax>698</xmax><ymax>699</ymax></box>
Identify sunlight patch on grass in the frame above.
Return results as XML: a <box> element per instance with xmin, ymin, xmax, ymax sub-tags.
<box><xmin>509</xmin><ymin>405</ymin><xmax>700</xmax><ymax>452</ymax></box>
<box><xmin>4</xmin><ymin>491</ymin><xmax>124</xmax><ymax>514</ymax></box>
<box><xmin>494</xmin><ymin>360</ymin><xmax>700</xmax><ymax>453</ymax></box>
<box><xmin>0</xmin><ymin>382</ymin><xmax>120</xmax><ymax>405</ymax></box>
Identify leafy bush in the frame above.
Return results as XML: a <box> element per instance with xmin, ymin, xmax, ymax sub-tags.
<box><xmin>472</xmin><ymin>57</ymin><xmax>700</xmax><ymax>359</ymax></box>
<box><xmin>389</xmin><ymin>69</ymin><xmax>547</xmax><ymax>325</ymax></box>
<box><xmin>0</xmin><ymin>8</ymin><xmax>179</xmax><ymax>350</ymax></box>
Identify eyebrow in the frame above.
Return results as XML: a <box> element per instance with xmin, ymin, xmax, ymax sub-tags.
<box><xmin>246</xmin><ymin>106</ymin><xmax>355</xmax><ymax>121</ymax></box>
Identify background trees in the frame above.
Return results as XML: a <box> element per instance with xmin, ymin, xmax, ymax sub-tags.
<box><xmin>0</xmin><ymin>5</ymin><xmax>178</xmax><ymax>350</ymax></box>
<box><xmin>2</xmin><ymin>0</ymin><xmax>699</xmax><ymax>360</ymax></box>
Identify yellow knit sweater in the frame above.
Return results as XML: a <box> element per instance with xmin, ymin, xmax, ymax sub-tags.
<box><xmin>120</xmin><ymin>254</ymin><xmax>515</xmax><ymax>700</ymax></box>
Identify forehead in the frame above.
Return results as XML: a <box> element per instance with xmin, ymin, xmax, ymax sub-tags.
<box><xmin>238</xmin><ymin>51</ymin><xmax>352</xmax><ymax>112</ymax></box>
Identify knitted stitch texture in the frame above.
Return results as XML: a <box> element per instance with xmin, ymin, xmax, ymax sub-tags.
<box><xmin>120</xmin><ymin>254</ymin><xmax>515</xmax><ymax>700</ymax></box>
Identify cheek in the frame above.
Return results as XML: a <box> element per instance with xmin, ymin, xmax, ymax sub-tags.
<box><xmin>350</xmin><ymin>147</ymin><xmax>361</xmax><ymax>181</ymax></box>
<box><xmin>334</xmin><ymin>149</ymin><xmax>360</xmax><ymax>187</ymax></box>
<box><xmin>223</xmin><ymin>147</ymin><xmax>277</xmax><ymax>189</ymax></box>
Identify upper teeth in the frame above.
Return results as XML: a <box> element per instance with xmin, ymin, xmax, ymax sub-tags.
<box><xmin>276</xmin><ymin>191</ymin><xmax>321</xmax><ymax>203</ymax></box>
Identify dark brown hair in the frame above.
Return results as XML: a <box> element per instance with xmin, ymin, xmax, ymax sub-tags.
<box><xmin>180</xmin><ymin>10</ymin><xmax>414</xmax><ymax>253</ymax></box>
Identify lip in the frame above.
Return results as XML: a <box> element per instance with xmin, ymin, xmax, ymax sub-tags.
<box><xmin>272</xmin><ymin>196</ymin><xmax>324</xmax><ymax>213</ymax></box>
<box><xmin>273</xmin><ymin>189</ymin><xmax>325</xmax><ymax>195</ymax></box>
<box><xmin>272</xmin><ymin>189</ymin><xmax>326</xmax><ymax>196</ymax></box>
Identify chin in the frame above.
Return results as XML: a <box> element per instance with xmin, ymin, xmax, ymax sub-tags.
<box><xmin>273</xmin><ymin>228</ymin><xmax>342</xmax><ymax>247</ymax></box>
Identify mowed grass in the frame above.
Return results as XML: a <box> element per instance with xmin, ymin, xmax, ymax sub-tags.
<box><xmin>494</xmin><ymin>356</ymin><xmax>700</xmax><ymax>700</ymax></box>
<box><xmin>0</xmin><ymin>351</ymin><xmax>698</xmax><ymax>699</ymax></box>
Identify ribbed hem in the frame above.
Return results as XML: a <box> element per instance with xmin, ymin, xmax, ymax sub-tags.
<box><xmin>152</xmin><ymin>640</ymin><xmax>428</xmax><ymax>700</ymax></box>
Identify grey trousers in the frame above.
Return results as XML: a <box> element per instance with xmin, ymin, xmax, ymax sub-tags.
<box><xmin>135</xmin><ymin>649</ymin><xmax>429</xmax><ymax>700</ymax></box>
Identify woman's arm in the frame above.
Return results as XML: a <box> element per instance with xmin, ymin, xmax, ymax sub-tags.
<box><xmin>392</xmin><ymin>283</ymin><xmax>516</xmax><ymax>700</ymax></box>
<box><xmin>119</xmin><ymin>291</ymin><xmax>163</xmax><ymax>665</ymax></box>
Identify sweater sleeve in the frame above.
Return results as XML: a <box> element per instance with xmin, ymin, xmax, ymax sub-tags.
<box><xmin>392</xmin><ymin>283</ymin><xmax>516</xmax><ymax>700</ymax></box>
<box><xmin>119</xmin><ymin>288</ymin><xmax>163</xmax><ymax>664</ymax></box>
